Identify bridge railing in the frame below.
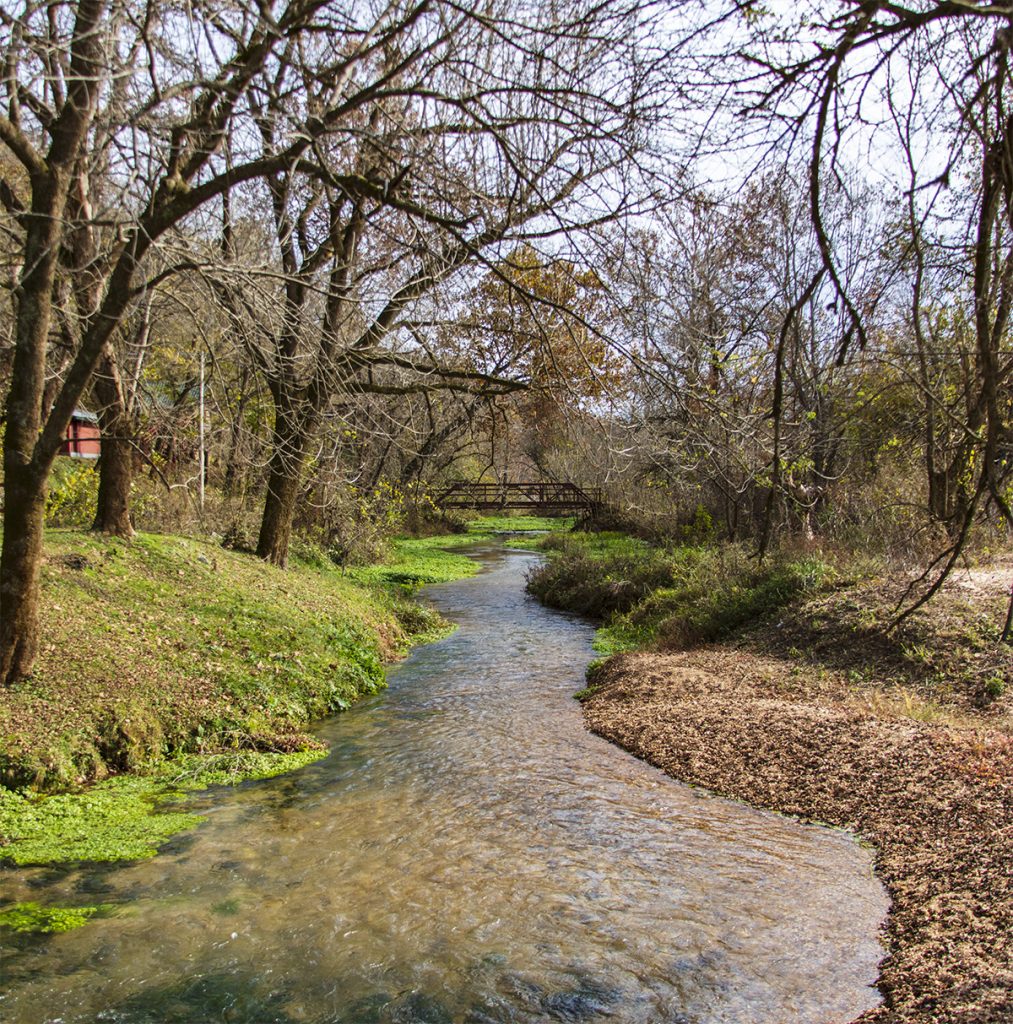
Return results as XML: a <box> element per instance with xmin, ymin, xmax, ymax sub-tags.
<box><xmin>434</xmin><ymin>481</ymin><xmax>603</xmax><ymax>512</ymax></box>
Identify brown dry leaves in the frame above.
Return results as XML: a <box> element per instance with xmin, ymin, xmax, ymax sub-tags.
<box><xmin>584</xmin><ymin>650</ymin><xmax>1013</xmax><ymax>1024</ymax></box>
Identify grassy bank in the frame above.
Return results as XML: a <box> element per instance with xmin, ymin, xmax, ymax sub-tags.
<box><xmin>0</xmin><ymin>524</ymin><xmax>508</xmax><ymax>882</ymax></box>
<box><xmin>0</xmin><ymin>530</ymin><xmax>467</xmax><ymax>794</ymax></box>
<box><xmin>527</xmin><ymin>530</ymin><xmax>1013</xmax><ymax>713</ymax></box>
<box><xmin>0</xmin><ymin>513</ymin><xmax>571</xmax><ymax>879</ymax></box>
<box><xmin>527</xmin><ymin>530</ymin><xmax>1013</xmax><ymax>1023</ymax></box>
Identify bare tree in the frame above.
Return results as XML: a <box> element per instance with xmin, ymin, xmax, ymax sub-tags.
<box><xmin>198</xmin><ymin>0</ymin><xmax>667</xmax><ymax>566</ymax></box>
<box><xmin>653</xmin><ymin>2</ymin><xmax>1013</xmax><ymax>614</ymax></box>
<box><xmin>0</xmin><ymin>0</ymin><xmax>514</xmax><ymax>681</ymax></box>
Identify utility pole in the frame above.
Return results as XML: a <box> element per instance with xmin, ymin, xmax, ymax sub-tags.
<box><xmin>199</xmin><ymin>349</ymin><xmax>206</xmax><ymax>511</ymax></box>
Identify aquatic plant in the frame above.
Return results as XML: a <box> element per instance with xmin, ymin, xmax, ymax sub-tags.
<box><xmin>0</xmin><ymin>901</ymin><xmax>111</xmax><ymax>933</ymax></box>
<box><xmin>0</xmin><ymin>777</ymin><xmax>203</xmax><ymax>865</ymax></box>
<box><xmin>0</xmin><ymin>749</ymin><xmax>334</xmax><ymax>866</ymax></box>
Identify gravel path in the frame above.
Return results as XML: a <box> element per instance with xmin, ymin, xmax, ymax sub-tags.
<box><xmin>582</xmin><ymin>649</ymin><xmax>1013</xmax><ymax>1024</ymax></box>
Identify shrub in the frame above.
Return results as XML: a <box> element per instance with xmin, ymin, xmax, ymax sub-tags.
<box><xmin>526</xmin><ymin>532</ymin><xmax>674</xmax><ymax>617</ymax></box>
<box><xmin>46</xmin><ymin>460</ymin><xmax>99</xmax><ymax>527</ymax></box>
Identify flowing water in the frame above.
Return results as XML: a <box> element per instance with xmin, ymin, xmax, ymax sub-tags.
<box><xmin>1</xmin><ymin>545</ymin><xmax>888</xmax><ymax>1024</ymax></box>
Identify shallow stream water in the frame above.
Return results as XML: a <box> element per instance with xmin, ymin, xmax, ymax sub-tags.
<box><xmin>1</xmin><ymin>545</ymin><xmax>887</xmax><ymax>1024</ymax></box>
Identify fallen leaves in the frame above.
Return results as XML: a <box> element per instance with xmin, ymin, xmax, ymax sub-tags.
<box><xmin>585</xmin><ymin>650</ymin><xmax>1013</xmax><ymax>1024</ymax></box>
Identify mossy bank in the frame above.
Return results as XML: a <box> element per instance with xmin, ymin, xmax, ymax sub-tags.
<box><xmin>0</xmin><ymin>526</ymin><xmax>496</xmax><ymax>883</ymax></box>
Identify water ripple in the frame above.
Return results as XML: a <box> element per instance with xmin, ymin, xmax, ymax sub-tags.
<box><xmin>0</xmin><ymin>545</ymin><xmax>887</xmax><ymax>1024</ymax></box>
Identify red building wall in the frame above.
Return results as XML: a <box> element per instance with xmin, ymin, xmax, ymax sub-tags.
<box><xmin>60</xmin><ymin>416</ymin><xmax>101</xmax><ymax>458</ymax></box>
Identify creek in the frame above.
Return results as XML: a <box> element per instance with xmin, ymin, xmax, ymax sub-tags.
<box><xmin>0</xmin><ymin>544</ymin><xmax>887</xmax><ymax>1024</ymax></box>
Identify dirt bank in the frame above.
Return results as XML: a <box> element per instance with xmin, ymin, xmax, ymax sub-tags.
<box><xmin>582</xmin><ymin>649</ymin><xmax>1013</xmax><ymax>1024</ymax></box>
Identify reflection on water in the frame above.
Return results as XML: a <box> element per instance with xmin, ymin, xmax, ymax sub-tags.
<box><xmin>0</xmin><ymin>546</ymin><xmax>887</xmax><ymax>1024</ymax></box>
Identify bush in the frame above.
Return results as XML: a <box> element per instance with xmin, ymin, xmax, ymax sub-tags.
<box><xmin>46</xmin><ymin>459</ymin><xmax>99</xmax><ymax>527</ymax></box>
<box><xmin>652</xmin><ymin>556</ymin><xmax>830</xmax><ymax>649</ymax></box>
<box><xmin>527</xmin><ymin>532</ymin><xmax>674</xmax><ymax>617</ymax></box>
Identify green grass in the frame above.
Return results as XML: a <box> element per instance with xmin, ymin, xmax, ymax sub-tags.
<box><xmin>344</xmin><ymin>516</ymin><xmax>572</xmax><ymax>587</ymax></box>
<box><xmin>527</xmin><ymin>532</ymin><xmax>833</xmax><ymax>658</ymax></box>
<box><xmin>465</xmin><ymin>514</ymin><xmax>575</xmax><ymax>533</ymax></box>
<box><xmin>347</xmin><ymin>533</ymin><xmax>486</xmax><ymax>588</ymax></box>
<box><xmin>0</xmin><ymin>529</ymin><xmax>483</xmax><ymax>794</ymax></box>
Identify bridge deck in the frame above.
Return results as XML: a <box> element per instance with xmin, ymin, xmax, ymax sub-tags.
<box><xmin>435</xmin><ymin>481</ymin><xmax>602</xmax><ymax>514</ymax></box>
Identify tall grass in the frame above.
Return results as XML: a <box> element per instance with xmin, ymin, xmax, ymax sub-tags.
<box><xmin>527</xmin><ymin>533</ymin><xmax>832</xmax><ymax>655</ymax></box>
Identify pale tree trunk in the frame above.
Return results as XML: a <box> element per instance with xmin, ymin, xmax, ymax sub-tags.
<box><xmin>223</xmin><ymin>366</ymin><xmax>252</xmax><ymax>497</ymax></box>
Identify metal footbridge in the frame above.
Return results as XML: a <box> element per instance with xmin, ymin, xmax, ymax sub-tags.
<box><xmin>434</xmin><ymin>481</ymin><xmax>603</xmax><ymax>516</ymax></box>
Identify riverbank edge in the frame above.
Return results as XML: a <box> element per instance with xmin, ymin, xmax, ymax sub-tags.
<box><xmin>580</xmin><ymin>649</ymin><xmax>1013</xmax><ymax>1024</ymax></box>
<box><xmin>522</xmin><ymin>530</ymin><xmax>1012</xmax><ymax>1022</ymax></box>
<box><xmin>0</xmin><ymin>527</ymin><xmax>490</xmax><ymax>874</ymax></box>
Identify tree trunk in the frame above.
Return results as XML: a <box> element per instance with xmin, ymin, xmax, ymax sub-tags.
<box><xmin>93</xmin><ymin>424</ymin><xmax>135</xmax><ymax>537</ymax></box>
<box><xmin>0</xmin><ymin>175</ymin><xmax>67</xmax><ymax>684</ymax></box>
<box><xmin>256</xmin><ymin>404</ymin><xmax>308</xmax><ymax>568</ymax></box>
<box><xmin>929</xmin><ymin>450</ymin><xmax>974</xmax><ymax>538</ymax></box>
<box><xmin>223</xmin><ymin>373</ymin><xmax>252</xmax><ymax>498</ymax></box>
<box><xmin>0</xmin><ymin>0</ymin><xmax>110</xmax><ymax>683</ymax></box>
<box><xmin>0</xmin><ymin>463</ymin><xmax>49</xmax><ymax>684</ymax></box>
<box><xmin>257</xmin><ymin>457</ymin><xmax>303</xmax><ymax>567</ymax></box>
<box><xmin>92</xmin><ymin>346</ymin><xmax>135</xmax><ymax>537</ymax></box>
